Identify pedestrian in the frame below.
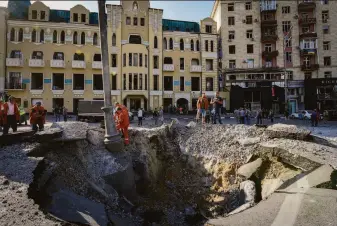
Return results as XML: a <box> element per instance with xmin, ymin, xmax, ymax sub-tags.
<box><xmin>239</xmin><ymin>108</ymin><xmax>245</xmax><ymax>124</ymax></box>
<box><xmin>196</xmin><ymin>93</ymin><xmax>209</xmax><ymax>124</ymax></box>
<box><xmin>137</xmin><ymin>108</ymin><xmax>143</xmax><ymax>126</ymax></box>
<box><xmin>18</xmin><ymin>103</ymin><xmax>27</xmax><ymax>126</ymax></box>
<box><xmin>256</xmin><ymin>109</ymin><xmax>263</xmax><ymax>125</ymax></box>
<box><xmin>245</xmin><ymin>109</ymin><xmax>251</xmax><ymax>125</ymax></box>
<box><xmin>115</xmin><ymin>107</ymin><xmax>130</xmax><ymax>145</ymax></box>
<box><xmin>0</xmin><ymin>99</ymin><xmax>4</xmax><ymax>132</ymax></box>
<box><xmin>234</xmin><ymin>109</ymin><xmax>239</xmax><ymax>124</ymax></box>
<box><xmin>153</xmin><ymin>108</ymin><xmax>159</xmax><ymax>125</ymax></box>
<box><xmin>311</xmin><ymin>109</ymin><xmax>318</xmax><ymax>127</ymax></box>
<box><xmin>205</xmin><ymin>106</ymin><xmax>211</xmax><ymax>124</ymax></box>
<box><xmin>210</xmin><ymin>92</ymin><xmax>223</xmax><ymax>124</ymax></box>
<box><xmin>30</xmin><ymin>102</ymin><xmax>46</xmax><ymax>132</ymax></box>
<box><xmin>159</xmin><ymin>107</ymin><xmax>164</xmax><ymax>125</ymax></box>
<box><xmin>54</xmin><ymin>105</ymin><xmax>61</xmax><ymax>122</ymax></box>
<box><xmin>179</xmin><ymin>106</ymin><xmax>183</xmax><ymax>115</ymax></box>
<box><xmin>2</xmin><ymin>96</ymin><xmax>20</xmax><ymax>135</ymax></box>
<box><xmin>63</xmin><ymin>106</ymin><xmax>68</xmax><ymax>122</ymax></box>
<box><xmin>269</xmin><ymin>109</ymin><xmax>274</xmax><ymax>123</ymax></box>
<box><xmin>323</xmin><ymin>110</ymin><xmax>329</xmax><ymax>124</ymax></box>
<box><xmin>284</xmin><ymin>109</ymin><xmax>289</xmax><ymax>121</ymax></box>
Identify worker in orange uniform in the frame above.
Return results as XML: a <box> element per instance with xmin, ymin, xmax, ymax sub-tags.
<box><xmin>30</xmin><ymin>102</ymin><xmax>46</xmax><ymax>132</ymax></box>
<box><xmin>2</xmin><ymin>96</ymin><xmax>20</xmax><ymax>135</ymax></box>
<box><xmin>115</xmin><ymin>107</ymin><xmax>130</xmax><ymax>145</ymax></box>
<box><xmin>0</xmin><ymin>98</ymin><xmax>4</xmax><ymax>132</ymax></box>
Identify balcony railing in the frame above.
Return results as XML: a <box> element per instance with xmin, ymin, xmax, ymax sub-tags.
<box><xmin>298</xmin><ymin>2</ymin><xmax>316</xmax><ymax>11</ymax></box>
<box><xmin>5</xmin><ymin>82</ymin><xmax>26</xmax><ymax>90</ymax></box>
<box><xmin>50</xmin><ymin>59</ymin><xmax>65</xmax><ymax>68</ymax></box>
<box><xmin>261</xmin><ymin>20</ymin><xmax>277</xmax><ymax>26</ymax></box>
<box><xmin>92</xmin><ymin>61</ymin><xmax>102</xmax><ymax>69</ymax></box>
<box><xmin>261</xmin><ymin>34</ymin><xmax>278</xmax><ymax>42</ymax></box>
<box><xmin>163</xmin><ymin>64</ymin><xmax>174</xmax><ymax>71</ymax></box>
<box><xmin>317</xmin><ymin>93</ymin><xmax>337</xmax><ymax>100</ymax></box>
<box><xmin>299</xmin><ymin>18</ymin><xmax>316</xmax><ymax>24</ymax></box>
<box><xmin>72</xmin><ymin>60</ymin><xmax>86</xmax><ymax>69</ymax></box>
<box><xmin>29</xmin><ymin>59</ymin><xmax>45</xmax><ymax>67</ymax></box>
<box><xmin>190</xmin><ymin>65</ymin><xmax>202</xmax><ymax>72</ymax></box>
<box><xmin>301</xmin><ymin>64</ymin><xmax>319</xmax><ymax>71</ymax></box>
<box><xmin>300</xmin><ymin>49</ymin><xmax>317</xmax><ymax>55</ymax></box>
<box><xmin>299</xmin><ymin>32</ymin><xmax>317</xmax><ymax>38</ymax></box>
<box><xmin>262</xmin><ymin>50</ymin><xmax>279</xmax><ymax>57</ymax></box>
<box><xmin>6</xmin><ymin>58</ymin><xmax>23</xmax><ymax>67</ymax></box>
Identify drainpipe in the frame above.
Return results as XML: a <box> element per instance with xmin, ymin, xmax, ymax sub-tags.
<box><xmin>199</xmin><ymin>33</ymin><xmax>202</xmax><ymax>96</ymax></box>
<box><xmin>147</xmin><ymin>45</ymin><xmax>150</xmax><ymax>111</ymax></box>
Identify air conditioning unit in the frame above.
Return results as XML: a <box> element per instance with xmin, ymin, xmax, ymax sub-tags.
<box><xmin>251</xmin><ymin>38</ymin><xmax>255</xmax><ymax>41</ymax></box>
<box><xmin>254</xmin><ymin>19</ymin><xmax>259</xmax><ymax>23</ymax></box>
<box><xmin>242</xmin><ymin>20</ymin><xmax>246</xmax><ymax>23</ymax></box>
<box><xmin>228</xmin><ymin>39</ymin><xmax>232</xmax><ymax>42</ymax></box>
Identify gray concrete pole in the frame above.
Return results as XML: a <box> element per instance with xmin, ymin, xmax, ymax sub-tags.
<box><xmin>98</xmin><ymin>0</ymin><xmax>124</xmax><ymax>152</ymax></box>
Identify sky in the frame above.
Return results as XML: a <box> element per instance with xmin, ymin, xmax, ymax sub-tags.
<box><xmin>0</xmin><ymin>1</ymin><xmax>214</xmax><ymax>22</ymax></box>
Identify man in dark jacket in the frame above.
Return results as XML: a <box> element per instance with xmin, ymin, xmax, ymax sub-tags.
<box><xmin>210</xmin><ymin>92</ymin><xmax>223</xmax><ymax>124</ymax></box>
<box><xmin>311</xmin><ymin>109</ymin><xmax>318</xmax><ymax>127</ymax></box>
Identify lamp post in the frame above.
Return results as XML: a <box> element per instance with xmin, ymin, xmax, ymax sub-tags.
<box><xmin>98</xmin><ymin>0</ymin><xmax>123</xmax><ymax>152</ymax></box>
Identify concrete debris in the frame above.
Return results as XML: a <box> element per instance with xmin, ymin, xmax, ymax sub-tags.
<box><xmin>237</xmin><ymin>158</ymin><xmax>263</xmax><ymax>178</ymax></box>
<box><xmin>239</xmin><ymin>180</ymin><xmax>256</xmax><ymax>204</ymax></box>
<box><xmin>186</xmin><ymin>121</ymin><xmax>197</xmax><ymax>128</ymax></box>
<box><xmin>34</xmin><ymin>128</ymin><xmax>63</xmax><ymax>142</ymax></box>
<box><xmin>51</xmin><ymin>121</ymin><xmax>90</xmax><ymax>140</ymax></box>
<box><xmin>237</xmin><ymin>137</ymin><xmax>261</xmax><ymax>147</ymax></box>
<box><xmin>265</xmin><ymin>124</ymin><xmax>311</xmax><ymax>141</ymax></box>
<box><xmin>261</xmin><ymin>179</ymin><xmax>284</xmax><ymax>200</ymax></box>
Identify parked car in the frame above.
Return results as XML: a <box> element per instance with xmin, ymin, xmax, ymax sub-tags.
<box><xmin>290</xmin><ymin>110</ymin><xmax>323</xmax><ymax>120</ymax></box>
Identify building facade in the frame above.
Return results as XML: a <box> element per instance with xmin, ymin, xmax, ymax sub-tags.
<box><xmin>212</xmin><ymin>0</ymin><xmax>337</xmax><ymax>113</ymax></box>
<box><xmin>1</xmin><ymin>0</ymin><xmax>219</xmax><ymax>113</ymax></box>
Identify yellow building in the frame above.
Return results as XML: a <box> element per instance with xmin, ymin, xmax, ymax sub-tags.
<box><xmin>1</xmin><ymin>1</ymin><xmax>218</xmax><ymax>113</ymax></box>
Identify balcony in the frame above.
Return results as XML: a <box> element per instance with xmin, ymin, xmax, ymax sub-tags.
<box><xmin>72</xmin><ymin>60</ymin><xmax>86</xmax><ymax>69</ymax></box>
<box><xmin>299</xmin><ymin>18</ymin><xmax>316</xmax><ymax>25</ymax></box>
<box><xmin>261</xmin><ymin>34</ymin><xmax>278</xmax><ymax>42</ymax></box>
<box><xmin>262</xmin><ymin>65</ymin><xmax>280</xmax><ymax>71</ymax></box>
<box><xmin>261</xmin><ymin>20</ymin><xmax>277</xmax><ymax>27</ymax></box>
<box><xmin>301</xmin><ymin>64</ymin><xmax>319</xmax><ymax>71</ymax></box>
<box><xmin>29</xmin><ymin>59</ymin><xmax>45</xmax><ymax>67</ymax></box>
<box><xmin>317</xmin><ymin>93</ymin><xmax>337</xmax><ymax>100</ymax></box>
<box><xmin>163</xmin><ymin>64</ymin><xmax>174</xmax><ymax>72</ymax></box>
<box><xmin>299</xmin><ymin>32</ymin><xmax>317</xmax><ymax>39</ymax></box>
<box><xmin>300</xmin><ymin>49</ymin><xmax>317</xmax><ymax>56</ymax></box>
<box><xmin>6</xmin><ymin>58</ymin><xmax>23</xmax><ymax>67</ymax></box>
<box><xmin>50</xmin><ymin>60</ymin><xmax>65</xmax><ymax>68</ymax></box>
<box><xmin>260</xmin><ymin>0</ymin><xmax>277</xmax><ymax>12</ymax></box>
<box><xmin>190</xmin><ymin>65</ymin><xmax>202</xmax><ymax>72</ymax></box>
<box><xmin>92</xmin><ymin>61</ymin><xmax>102</xmax><ymax>69</ymax></box>
<box><xmin>298</xmin><ymin>2</ymin><xmax>316</xmax><ymax>11</ymax></box>
<box><xmin>262</xmin><ymin>50</ymin><xmax>279</xmax><ymax>57</ymax></box>
<box><xmin>5</xmin><ymin>82</ymin><xmax>26</xmax><ymax>90</ymax></box>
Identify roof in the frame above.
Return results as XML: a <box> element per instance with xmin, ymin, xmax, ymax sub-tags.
<box><xmin>162</xmin><ymin>19</ymin><xmax>200</xmax><ymax>33</ymax></box>
<box><xmin>49</xmin><ymin>9</ymin><xmax>70</xmax><ymax>23</ymax></box>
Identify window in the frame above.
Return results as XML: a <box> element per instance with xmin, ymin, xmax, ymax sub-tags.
<box><xmin>229</xmin><ymin>31</ymin><xmax>235</xmax><ymax>40</ymax></box>
<box><xmin>32</xmin><ymin>10</ymin><xmax>37</xmax><ymax>19</ymax></box>
<box><xmin>282</xmin><ymin>6</ymin><xmax>290</xmax><ymax>14</ymax></box>
<box><xmin>133</xmin><ymin>53</ymin><xmax>138</xmax><ymax>66</ymax></box>
<box><xmin>206</xmin><ymin>25</ymin><xmax>212</xmax><ymax>33</ymax></box>
<box><xmin>205</xmin><ymin>40</ymin><xmax>209</xmax><ymax>51</ymax></box>
<box><xmin>31</xmin><ymin>73</ymin><xmax>43</xmax><ymax>90</ymax></box>
<box><xmin>228</xmin><ymin>17</ymin><xmax>235</xmax><ymax>25</ymax></box>
<box><xmin>141</xmin><ymin>18</ymin><xmax>145</xmax><ymax>26</ymax></box>
<box><xmin>31</xmin><ymin>29</ymin><xmax>37</xmax><ymax>42</ymax></box>
<box><xmin>40</xmin><ymin>11</ymin><xmax>45</xmax><ymax>20</ymax></box>
<box><xmin>129</xmin><ymin>53</ymin><xmax>132</xmax><ymax>66</ymax></box>
<box><xmin>247</xmin><ymin>44</ymin><xmax>254</xmax><ymax>54</ymax></box>
<box><xmin>191</xmin><ymin>77</ymin><xmax>200</xmax><ymax>91</ymax></box>
<box><xmin>10</xmin><ymin>50</ymin><xmax>22</xmax><ymax>59</ymax></box>
<box><xmin>191</xmin><ymin>40</ymin><xmax>194</xmax><ymax>51</ymax></box>
<box><xmin>72</xmin><ymin>31</ymin><xmax>78</xmax><ymax>44</ymax></box>
<box><xmin>324</xmin><ymin>71</ymin><xmax>332</xmax><ymax>78</ymax></box>
<box><xmin>139</xmin><ymin>74</ymin><xmax>143</xmax><ymax>90</ymax></box>
<box><xmin>93</xmin><ymin>74</ymin><xmax>103</xmax><ymax>90</ymax></box>
<box><xmin>247</xmin><ymin>59</ymin><xmax>254</xmax><ymax>68</ymax></box>
<box><xmin>133</xmin><ymin>17</ymin><xmax>138</xmax><ymax>26</ymax></box>
<box><xmin>73</xmin><ymin>74</ymin><xmax>84</xmax><ymax>90</ymax></box>
<box><xmin>196</xmin><ymin>40</ymin><xmax>200</xmax><ymax>51</ymax></box>
<box><xmin>123</xmin><ymin>74</ymin><xmax>126</xmax><ymax>90</ymax></box>
<box><xmin>302</xmin><ymin>26</ymin><xmax>309</xmax><ymax>33</ymax></box>
<box><xmin>145</xmin><ymin>54</ymin><xmax>147</xmax><ymax>67</ymax></box>
<box><xmin>134</xmin><ymin>74</ymin><xmax>138</xmax><ymax>90</ymax></box>
<box><xmin>229</xmin><ymin>45</ymin><xmax>235</xmax><ymax>54</ymax></box>
<box><xmin>164</xmin><ymin>57</ymin><xmax>173</xmax><ymax>64</ymax></box>
<box><xmin>180</xmin><ymin>77</ymin><xmax>184</xmax><ymax>91</ymax></box>
<box><xmin>246</xmin><ymin>30</ymin><xmax>253</xmax><ymax>39</ymax></box>
<box><xmin>112</xmin><ymin>33</ymin><xmax>116</xmax><ymax>46</ymax></box>
<box><xmin>282</xmin><ymin>21</ymin><xmax>291</xmax><ymax>32</ymax></box>
<box><xmin>40</xmin><ymin>29</ymin><xmax>44</xmax><ymax>43</ymax></box>
<box><xmin>126</xmin><ymin>17</ymin><xmax>131</xmax><ymax>25</ymax></box>
<box><xmin>52</xmin><ymin>73</ymin><xmax>64</xmax><ymax>90</ymax></box>
<box><xmin>154</xmin><ymin>36</ymin><xmax>158</xmax><ymax>48</ymax></box>
<box><xmin>322</xmin><ymin>11</ymin><xmax>329</xmax><ymax>23</ymax></box>
<box><xmin>180</xmin><ymin>58</ymin><xmax>184</xmax><ymax>70</ymax></box>
<box><xmin>211</xmin><ymin>41</ymin><xmax>214</xmax><ymax>52</ymax></box>
<box><xmin>93</xmin><ymin>54</ymin><xmax>101</xmax><ymax>62</ymax></box>
<box><xmin>128</xmin><ymin>73</ymin><xmax>132</xmax><ymax>89</ymax></box>
<box><xmin>245</xmin><ymin>2</ymin><xmax>252</xmax><ymax>10</ymax></box>
<box><xmin>111</xmin><ymin>54</ymin><xmax>117</xmax><ymax>67</ymax></box>
<box><xmin>323</xmin><ymin>41</ymin><xmax>330</xmax><ymax>50</ymax></box>
<box><xmin>229</xmin><ymin>60</ymin><xmax>236</xmax><ymax>69</ymax></box>
<box><xmin>10</xmin><ymin>28</ymin><xmax>15</xmax><ymax>41</ymax></box>
<box><xmin>285</xmin><ymin>37</ymin><xmax>292</xmax><ymax>47</ymax></box>
<box><xmin>60</xmin><ymin>30</ymin><xmax>65</xmax><ymax>44</ymax></box>
<box><xmin>32</xmin><ymin>51</ymin><xmax>43</xmax><ymax>59</ymax></box>
<box><xmin>53</xmin><ymin>52</ymin><xmax>64</xmax><ymax>60</ymax></box>
<box><xmin>286</xmin><ymin>52</ymin><xmax>292</xmax><ymax>63</ymax></box>
<box><xmin>80</xmin><ymin>32</ymin><xmax>85</xmax><ymax>45</ymax></box>
<box><xmin>73</xmin><ymin>13</ymin><xmax>78</xmax><ymax>22</ymax></box>
<box><xmin>228</xmin><ymin>3</ymin><xmax>234</xmax><ymax>11</ymax></box>
<box><xmin>264</xmin><ymin>44</ymin><xmax>272</xmax><ymax>52</ymax></box>
<box><xmin>191</xmin><ymin>58</ymin><xmax>199</xmax><ymax>66</ymax></box>
<box><xmin>305</xmin><ymin>73</ymin><xmax>312</xmax><ymax>79</ymax></box>
<box><xmin>153</xmin><ymin>56</ymin><xmax>159</xmax><ymax>69</ymax></box>
<box><xmin>18</xmin><ymin>28</ymin><xmax>23</xmax><ymax>42</ymax></box>
<box><xmin>81</xmin><ymin>14</ymin><xmax>86</xmax><ymax>23</ymax></box>
<box><xmin>246</xmin><ymin>16</ymin><xmax>253</xmax><ymax>24</ymax></box>
<box><xmin>180</xmin><ymin>39</ymin><xmax>184</xmax><ymax>51</ymax></box>
<box><xmin>123</xmin><ymin>53</ymin><xmax>126</xmax><ymax>67</ymax></box>
<box><xmin>153</xmin><ymin>75</ymin><xmax>159</xmax><ymax>91</ymax></box>
<box><xmin>206</xmin><ymin>59</ymin><xmax>213</xmax><ymax>71</ymax></box>
<box><xmin>323</xmin><ymin>25</ymin><xmax>329</xmax><ymax>34</ymax></box>
<box><xmin>163</xmin><ymin>38</ymin><xmax>167</xmax><ymax>49</ymax></box>
<box><xmin>145</xmin><ymin>74</ymin><xmax>148</xmax><ymax>90</ymax></box>
<box><xmin>169</xmin><ymin>38</ymin><xmax>173</xmax><ymax>49</ymax></box>
<box><xmin>129</xmin><ymin>35</ymin><xmax>141</xmax><ymax>44</ymax></box>
<box><xmin>164</xmin><ymin>76</ymin><xmax>173</xmax><ymax>91</ymax></box>
<box><xmin>206</xmin><ymin>78</ymin><xmax>214</xmax><ymax>91</ymax></box>
<box><xmin>324</xmin><ymin>56</ymin><xmax>331</xmax><ymax>66</ymax></box>
<box><xmin>92</xmin><ymin>33</ymin><xmax>98</xmax><ymax>45</ymax></box>
<box><xmin>73</xmin><ymin>53</ymin><xmax>84</xmax><ymax>61</ymax></box>
<box><xmin>111</xmin><ymin>74</ymin><xmax>117</xmax><ymax>90</ymax></box>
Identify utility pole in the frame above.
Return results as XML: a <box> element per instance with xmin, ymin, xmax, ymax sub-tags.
<box><xmin>98</xmin><ymin>0</ymin><xmax>123</xmax><ymax>152</ymax></box>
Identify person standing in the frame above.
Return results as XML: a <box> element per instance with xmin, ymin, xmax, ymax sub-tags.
<box><xmin>284</xmin><ymin>109</ymin><xmax>289</xmax><ymax>121</ymax></box>
<box><xmin>256</xmin><ymin>109</ymin><xmax>263</xmax><ymax>125</ymax></box>
<box><xmin>30</xmin><ymin>102</ymin><xmax>46</xmax><ymax>132</ymax></box>
<box><xmin>115</xmin><ymin>107</ymin><xmax>130</xmax><ymax>145</ymax></box>
<box><xmin>54</xmin><ymin>105</ymin><xmax>61</xmax><ymax>122</ymax></box>
<box><xmin>269</xmin><ymin>109</ymin><xmax>274</xmax><ymax>123</ymax></box>
<box><xmin>63</xmin><ymin>106</ymin><xmax>68</xmax><ymax>122</ymax></box>
<box><xmin>239</xmin><ymin>108</ymin><xmax>245</xmax><ymax>124</ymax></box>
<box><xmin>153</xmin><ymin>108</ymin><xmax>159</xmax><ymax>125</ymax></box>
<box><xmin>210</xmin><ymin>92</ymin><xmax>223</xmax><ymax>124</ymax></box>
<box><xmin>18</xmin><ymin>103</ymin><xmax>27</xmax><ymax>126</ymax></box>
<box><xmin>245</xmin><ymin>109</ymin><xmax>251</xmax><ymax>125</ymax></box>
<box><xmin>159</xmin><ymin>107</ymin><xmax>164</xmax><ymax>125</ymax></box>
<box><xmin>2</xmin><ymin>96</ymin><xmax>20</xmax><ymax>135</ymax></box>
<box><xmin>311</xmin><ymin>109</ymin><xmax>318</xmax><ymax>127</ymax></box>
<box><xmin>138</xmin><ymin>108</ymin><xmax>143</xmax><ymax>126</ymax></box>
<box><xmin>0</xmin><ymin>99</ymin><xmax>4</xmax><ymax>132</ymax></box>
<box><xmin>196</xmin><ymin>93</ymin><xmax>209</xmax><ymax>124</ymax></box>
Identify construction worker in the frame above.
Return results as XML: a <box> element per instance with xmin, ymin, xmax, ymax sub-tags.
<box><xmin>30</xmin><ymin>102</ymin><xmax>46</xmax><ymax>132</ymax></box>
<box><xmin>18</xmin><ymin>103</ymin><xmax>27</xmax><ymax>126</ymax></box>
<box><xmin>115</xmin><ymin>107</ymin><xmax>130</xmax><ymax>145</ymax></box>
<box><xmin>0</xmin><ymin>98</ymin><xmax>4</xmax><ymax>132</ymax></box>
<box><xmin>2</xmin><ymin>96</ymin><xmax>20</xmax><ymax>135</ymax></box>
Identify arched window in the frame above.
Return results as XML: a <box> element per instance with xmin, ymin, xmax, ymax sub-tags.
<box><xmin>169</xmin><ymin>38</ymin><xmax>173</xmax><ymax>50</ymax></box>
<box><xmin>18</xmin><ymin>28</ymin><xmax>23</xmax><ymax>42</ymax></box>
<box><xmin>196</xmin><ymin>40</ymin><xmax>200</xmax><ymax>51</ymax></box>
<box><xmin>112</xmin><ymin>33</ymin><xmax>116</xmax><ymax>46</ymax></box>
<box><xmin>93</xmin><ymin>54</ymin><xmax>101</xmax><ymax>61</ymax></box>
<box><xmin>191</xmin><ymin>40</ymin><xmax>194</xmax><ymax>51</ymax></box>
<box><xmin>129</xmin><ymin>35</ymin><xmax>141</xmax><ymax>44</ymax></box>
<box><xmin>32</xmin><ymin>51</ymin><xmax>43</xmax><ymax>59</ymax></box>
<box><xmin>40</xmin><ymin>29</ymin><xmax>44</xmax><ymax>43</ymax></box>
<box><xmin>73</xmin><ymin>31</ymin><xmax>78</xmax><ymax>44</ymax></box>
<box><xmin>205</xmin><ymin>40</ymin><xmax>209</xmax><ymax>52</ymax></box>
<box><xmin>10</xmin><ymin>28</ymin><xmax>15</xmax><ymax>41</ymax></box>
<box><xmin>180</xmin><ymin>39</ymin><xmax>184</xmax><ymax>51</ymax></box>
<box><xmin>74</xmin><ymin>53</ymin><xmax>85</xmax><ymax>61</ymax></box>
<box><xmin>164</xmin><ymin>57</ymin><xmax>173</xmax><ymax>64</ymax></box>
<box><xmin>163</xmin><ymin>38</ymin><xmax>167</xmax><ymax>50</ymax></box>
<box><xmin>211</xmin><ymin>40</ymin><xmax>214</xmax><ymax>52</ymax></box>
<box><xmin>154</xmin><ymin>36</ymin><xmax>158</xmax><ymax>49</ymax></box>
<box><xmin>53</xmin><ymin>30</ymin><xmax>57</xmax><ymax>43</ymax></box>
<box><xmin>93</xmin><ymin>32</ymin><xmax>98</xmax><ymax>45</ymax></box>
<box><xmin>60</xmin><ymin>31</ymin><xmax>65</xmax><ymax>44</ymax></box>
<box><xmin>81</xmin><ymin>32</ymin><xmax>85</xmax><ymax>45</ymax></box>
<box><xmin>31</xmin><ymin>29</ymin><xmax>37</xmax><ymax>42</ymax></box>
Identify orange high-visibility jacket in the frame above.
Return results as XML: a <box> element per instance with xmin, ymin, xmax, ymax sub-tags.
<box><xmin>29</xmin><ymin>105</ymin><xmax>46</xmax><ymax>124</ymax></box>
<box><xmin>2</xmin><ymin>102</ymin><xmax>20</xmax><ymax>124</ymax></box>
<box><xmin>197</xmin><ymin>97</ymin><xmax>209</xmax><ymax>110</ymax></box>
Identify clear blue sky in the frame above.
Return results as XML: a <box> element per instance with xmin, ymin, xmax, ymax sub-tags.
<box><xmin>0</xmin><ymin>1</ymin><xmax>214</xmax><ymax>22</ymax></box>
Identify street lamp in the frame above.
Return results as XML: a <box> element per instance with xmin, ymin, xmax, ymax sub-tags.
<box><xmin>98</xmin><ymin>0</ymin><xmax>123</xmax><ymax>152</ymax></box>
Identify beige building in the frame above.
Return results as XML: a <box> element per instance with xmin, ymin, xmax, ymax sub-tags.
<box><xmin>1</xmin><ymin>0</ymin><xmax>218</xmax><ymax>113</ymax></box>
<box><xmin>211</xmin><ymin>0</ymin><xmax>337</xmax><ymax>113</ymax></box>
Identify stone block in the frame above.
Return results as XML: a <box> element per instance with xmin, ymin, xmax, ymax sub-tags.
<box><xmin>265</xmin><ymin>124</ymin><xmax>311</xmax><ymax>141</ymax></box>
<box><xmin>238</xmin><ymin>158</ymin><xmax>263</xmax><ymax>178</ymax></box>
<box><xmin>261</xmin><ymin>179</ymin><xmax>284</xmax><ymax>200</ymax></box>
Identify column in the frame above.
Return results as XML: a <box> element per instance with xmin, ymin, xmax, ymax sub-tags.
<box><xmin>127</xmin><ymin>98</ymin><xmax>130</xmax><ymax>109</ymax></box>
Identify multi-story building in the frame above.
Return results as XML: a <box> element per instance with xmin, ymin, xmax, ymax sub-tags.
<box><xmin>212</xmin><ymin>0</ymin><xmax>337</xmax><ymax>113</ymax></box>
<box><xmin>0</xmin><ymin>0</ymin><xmax>218</xmax><ymax>113</ymax></box>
